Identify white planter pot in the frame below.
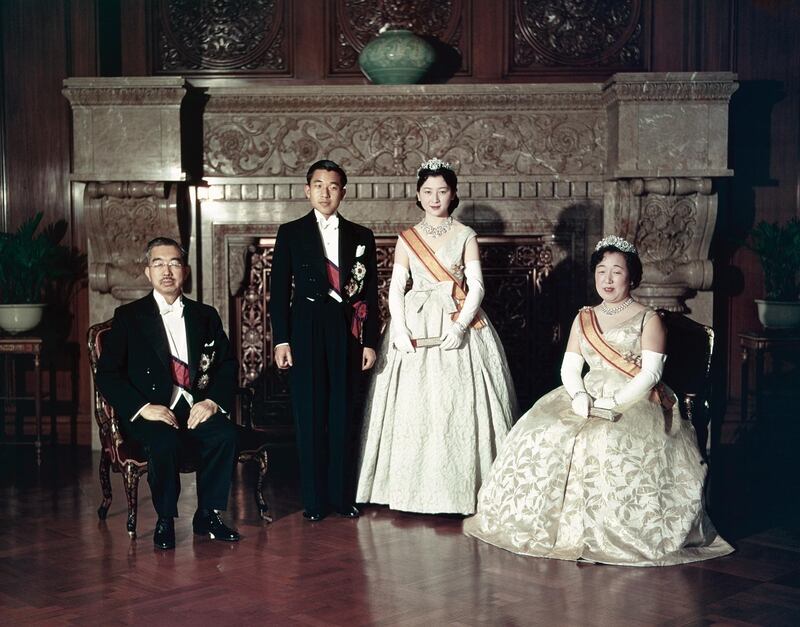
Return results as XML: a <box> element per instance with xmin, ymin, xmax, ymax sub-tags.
<box><xmin>755</xmin><ymin>299</ymin><xmax>800</xmax><ymax>329</ymax></box>
<box><xmin>0</xmin><ymin>303</ymin><xmax>46</xmax><ymax>334</ymax></box>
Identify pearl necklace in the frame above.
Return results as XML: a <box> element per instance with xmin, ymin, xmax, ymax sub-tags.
<box><xmin>600</xmin><ymin>297</ymin><xmax>634</xmax><ymax>315</ymax></box>
<box><xmin>418</xmin><ymin>216</ymin><xmax>453</xmax><ymax>239</ymax></box>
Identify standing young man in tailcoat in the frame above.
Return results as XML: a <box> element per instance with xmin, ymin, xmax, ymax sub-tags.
<box><xmin>270</xmin><ymin>160</ymin><xmax>379</xmax><ymax>521</ymax></box>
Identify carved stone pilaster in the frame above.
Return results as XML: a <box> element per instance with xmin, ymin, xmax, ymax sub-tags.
<box><xmin>606</xmin><ymin>177</ymin><xmax>716</xmax><ymax>312</ymax></box>
<box><xmin>85</xmin><ymin>182</ymin><xmax>180</xmax><ymax>303</ymax></box>
<box><xmin>603</xmin><ymin>72</ymin><xmax>738</xmax><ymax>316</ymax></box>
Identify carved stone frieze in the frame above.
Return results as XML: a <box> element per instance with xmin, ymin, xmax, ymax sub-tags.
<box><xmin>331</xmin><ymin>0</ymin><xmax>466</xmax><ymax>75</ymax></box>
<box><xmin>154</xmin><ymin>0</ymin><xmax>289</xmax><ymax>74</ymax></box>
<box><xmin>609</xmin><ymin>177</ymin><xmax>716</xmax><ymax>312</ymax></box>
<box><xmin>204</xmin><ymin>112</ymin><xmax>605</xmax><ymax>177</ymax></box>
<box><xmin>201</xmin><ymin>87</ymin><xmax>605</xmax><ymax>113</ymax></box>
<box><xmin>603</xmin><ymin>78</ymin><xmax>740</xmax><ymax>103</ymax></box>
<box><xmin>84</xmin><ymin>182</ymin><xmax>180</xmax><ymax>303</ymax></box>
<box><xmin>512</xmin><ymin>0</ymin><xmax>643</xmax><ymax>72</ymax></box>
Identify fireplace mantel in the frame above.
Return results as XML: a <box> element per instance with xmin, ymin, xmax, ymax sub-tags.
<box><xmin>64</xmin><ymin>73</ymin><xmax>737</xmax><ymax>328</ymax></box>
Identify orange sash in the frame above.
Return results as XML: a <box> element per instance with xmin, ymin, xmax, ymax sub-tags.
<box><xmin>399</xmin><ymin>227</ymin><xmax>486</xmax><ymax>330</ymax></box>
<box><xmin>578</xmin><ymin>307</ymin><xmax>675</xmax><ymax>409</ymax></box>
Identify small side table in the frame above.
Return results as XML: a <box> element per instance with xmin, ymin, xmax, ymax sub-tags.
<box><xmin>739</xmin><ymin>330</ymin><xmax>800</xmax><ymax>423</ymax></box>
<box><xmin>0</xmin><ymin>337</ymin><xmax>43</xmax><ymax>464</ymax></box>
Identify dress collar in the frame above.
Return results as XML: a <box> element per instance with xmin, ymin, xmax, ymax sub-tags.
<box><xmin>314</xmin><ymin>209</ymin><xmax>339</xmax><ymax>230</ymax></box>
<box><xmin>153</xmin><ymin>290</ymin><xmax>184</xmax><ymax>316</ymax></box>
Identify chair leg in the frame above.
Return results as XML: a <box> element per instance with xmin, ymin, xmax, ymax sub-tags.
<box><xmin>255</xmin><ymin>449</ymin><xmax>272</xmax><ymax>522</ymax></box>
<box><xmin>122</xmin><ymin>462</ymin><xmax>141</xmax><ymax>538</ymax></box>
<box><xmin>97</xmin><ymin>449</ymin><xmax>113</xmax><ymax>520</ymax></box>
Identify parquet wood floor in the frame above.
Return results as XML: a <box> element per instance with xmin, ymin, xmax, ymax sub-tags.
<box><xmin>1</xmin><ymin>445</ymin><xmax>799</xmax><ymax>626</ymax></box>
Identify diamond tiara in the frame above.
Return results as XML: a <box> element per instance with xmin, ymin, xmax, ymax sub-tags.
<box><xmin>595</xmin><ymin>235</ymin><xmax>637</xmax><ymax>254</ymax></box>
<box><xmin>417</xmin><ymin>158</ymin><xmax>453</xmax><ymax>176</ymax></box>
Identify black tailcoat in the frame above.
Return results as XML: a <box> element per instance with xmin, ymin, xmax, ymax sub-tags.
<box><xmin>270</xmin><ymin>210</ymin><xmax>379</xmax><ymax>513</ymax></box>
<box><xmin>96</xmin><ymin>292</ymin><xmax>237</xmax><ymax>517</ymax></box>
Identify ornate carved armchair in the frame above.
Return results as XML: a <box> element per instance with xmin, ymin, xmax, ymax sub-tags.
<box><xmin>658</xmin><ymin>310</ymin><xmax>715</xmax><ymax>460</ymax></box>
<box><xmin>87</xmin><ymin>320</ymin><xmax>271</xmax><ymax>537</ymax></box>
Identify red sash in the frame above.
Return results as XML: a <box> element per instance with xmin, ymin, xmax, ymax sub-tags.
<box><xmin>399</xmin><ymin>227</ymin><xmax>486</xmax><ymax>330</ymax></box>
<box><xmin>170</xmin><ymin>356</ymin><xmax>190</xmax><ymax>390</ymax></box>
<box><xmin>578</xmin><ymin>307</ymin><xmax>674</xmax><ymax>409</ymax></box>
<box><xmin>325</xmin><ymin>259</ymin><xmax>341</xmax><ymax>297</ymax></box>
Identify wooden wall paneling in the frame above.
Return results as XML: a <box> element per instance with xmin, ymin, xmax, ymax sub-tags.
<box><xmin>293</xmin><ymin>0</ymin><xmax>324</xmax><ymax>80</ymax></box>
<box><xmin>121</xmin><ymin>0</ymin><xmax>149</xmax><ymax>75</ymax></box>
<box><xmin>150</xmin><ymin>0</ymin><xmax>291</xmax><ymax>76</ymax></box>
<box><xmin>1</xmin><ymin>0</ymin><xmax>93</xmax><ymax>443</ymax></box>
<box><xmin>0</xmin><ymin>2</ymin><xmax>8</xmax><ymax>230</ymax></box>
<box><xmin>471</xmin><ymin>0</ymin><xmax>503</xmax><ymax>81</ymax></box>
<box><xmin>721</xmin><ymin>0</ymin><xmax>800</xmax><ymax>407</ymax></box>
<box><xmin>506</xmin><ymin>0</ymin><xmax>648</xmax><ymax>80</ymax></box>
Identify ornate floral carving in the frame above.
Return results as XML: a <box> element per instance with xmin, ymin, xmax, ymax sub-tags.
<box><xmin>154</xmin><ymin>0</ymin><xmax>288</xmax><ymax>74</ymax></box>
<box><xmin>204</xmin><ymin>112</ymin><xmax>604</xmax><ymax>176</ymax></box>
<box><xmin>331</xmin><ymin>0</ymin><xmax>466</xmax><ymax>74</ymax></box>
<box><xmin>85</xmin><ymin>182</ymin><xmax>180</xmax><ymax>302</ymax></box>
<box><xmin>512</xmin><ymin>0</ymin><xmax>643</xmax><ymax>71</ymax></box>
<box><xmin>636</xmin><ymin>196</ymin><xmax>697</xmax><ymax>275</ymax></box>
<box><xmin>609</xmin><ymin>177</ymin><xmax>717</xmax><ymax>312</ymax></box>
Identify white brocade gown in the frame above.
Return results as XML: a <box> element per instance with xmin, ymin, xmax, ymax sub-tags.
<box><xmin>356</xmin><ymin>226</ymin><xmax>518</xmax><ymax>515</ymax></box>
<box><xmin>463</xmin><ymin>308</ymin><xmax>734</xmax><ymax>566</ymax></box>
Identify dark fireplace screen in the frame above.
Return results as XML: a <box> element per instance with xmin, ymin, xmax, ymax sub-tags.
<box><xmin>236</xmin><ymin>235</ymin><xmax>580</xmax><ymax>436</ymax></box>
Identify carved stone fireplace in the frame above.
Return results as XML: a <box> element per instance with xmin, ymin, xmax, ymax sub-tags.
<box><xmin>64</xmin><ymin>73</ymin><xmax>737</xmax><ymax>438</ymax></box>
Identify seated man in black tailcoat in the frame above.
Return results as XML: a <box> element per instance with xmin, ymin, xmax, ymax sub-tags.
<box><xmin>96</xmin><ymin>237</ymin><xmax>240</xmax><ymax>550</ymax></box>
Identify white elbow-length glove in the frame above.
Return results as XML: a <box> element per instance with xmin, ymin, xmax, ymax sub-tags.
<box><xmin>388</xmin><ymin>263</ymin><xmax>414</xmax><ymax>353</ymax></box>
<box><xmin>441</xmin><ymin>260</ymin><xmax>484</xmax><ymax>351</ymax></box>
<box><xmin>561</xmin><ymin>352</ymin><xmax>591</xmax><ymax>417</ymax></box>
<box><xmin>594</xmin><ymin>350</ymin><xmax>667</xmax><ymax>410</ymax></box>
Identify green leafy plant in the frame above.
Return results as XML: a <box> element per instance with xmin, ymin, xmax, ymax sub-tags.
<box><xmin>0</xmin><ymin>212</ymin><xmax>82</xmax><ymax>304</ymax></box>
<box><xmin>747</xmin><ymin>218</ymin><xmax>800</xmax><ymax>301</ymax></box>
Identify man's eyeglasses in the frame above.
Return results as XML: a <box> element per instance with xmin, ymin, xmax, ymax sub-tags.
<box><xmin>149</xmin><ymin>260</ymin><xmax>184</xmax><ymax>269</ymax></box>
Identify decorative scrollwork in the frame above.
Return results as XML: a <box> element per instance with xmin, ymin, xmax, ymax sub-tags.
<box><xmin>154</xmin><ymin>0</ymin><xmax>288</xmax><ymax>74</ymax></box>
<box><xmin>512</xmin><ymin>0</ymin><xmax>643</xmax><ymax>71</ymax></box>
<box><xmin>637</xmin><ymin>196</ymin><xmax>697</xmax><ymax>276</ymax></box>
<box><xmin>204</xmin><ymin>112</ymin><xmax>604</xmax><ymax>177</ymax></box>
<box><xmin>332</xmin><ymin>0</ymin><xmax>465</xmax><ymax>74</ymax></box>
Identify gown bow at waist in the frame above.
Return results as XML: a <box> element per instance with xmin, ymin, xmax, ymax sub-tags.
<box><xmin>405</xmin><ymin>281</ymin><xmax>458</xmax><ymax>315</ymax></box>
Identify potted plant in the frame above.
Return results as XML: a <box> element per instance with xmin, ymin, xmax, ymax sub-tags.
<box><xmin>748</xmin><ymin>217</ymin><xmax>800</xmax><ymax>329</ymax></box>
<box><xmin>0</xmin><ymin>212</ymin><xmax>79</xmax><ymax>334</ymax></box>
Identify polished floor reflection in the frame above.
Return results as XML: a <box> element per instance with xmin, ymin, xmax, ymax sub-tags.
<box><xmin>1</xmin><ymin>445</ymin><xmax>800</xmax><ymax>625</ymax></box>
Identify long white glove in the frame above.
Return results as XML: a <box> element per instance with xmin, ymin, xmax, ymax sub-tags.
<box><xmin>594</xmin><ymin>350</ymin><xmax>667</xmax><ymax>410</ymax></box>
<box><xmin>561</xmin><ymin>351</ymin><xmax>591</xmax><ymax>417</ymax></box>
<box><xmin>441</xmin><ymin>260</ymin><xmax>485</xmax><ymax>350</ymax></box>
<box><xmin>388</xmin><ymin>263</ymin><xmax>414</xmax><ymax>353</ymax></box>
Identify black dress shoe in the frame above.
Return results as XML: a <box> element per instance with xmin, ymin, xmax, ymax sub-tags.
<box><xmin>302</xmin><ymin>511</ymin><xmax>325</xmax><ymax>522</ymax></box>
<box><xmin>153</xmin><ymin>517</ymin><xmax>175</xmax><ymax>550</ymax></box>
<box><xmin>192</xmin><ymin>510</ymin><xmax>240</xmax><ymax>542</ymax></box>
<box><xmin>335</xmin><ymin>505</ymin><xmax>360</xmax><ymax>518</ymax></box>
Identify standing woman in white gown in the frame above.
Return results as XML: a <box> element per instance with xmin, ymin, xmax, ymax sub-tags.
<box><xmin>355</xmin><ymin>158</ymin><xmax>518</xmax><ymax>515</ymax></box>
<box><xmin>464</xmin><ymin>236</ymin><xmax>733</xmax><ymax>566</ymax></box>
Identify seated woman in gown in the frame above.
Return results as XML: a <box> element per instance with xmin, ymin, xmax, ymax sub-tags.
<box><xmin>463</xmin><ymin>235</ymin><xmax>733</xmax><ymax>566</ymax></box>
<box><xmin>355</xmin><ymin>158</ymin><xmax>518</xmax><ymax>515</ymax></box>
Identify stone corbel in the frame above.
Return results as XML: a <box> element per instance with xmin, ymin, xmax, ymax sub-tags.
<box><xmin>85</xmin><ymin>181</ymin><xmax>180</xmax><ymax>303</ymax></box>
<box><xmin>607</xmin><ymin>176</ymin><xmax>716</xmax><ymax>312</ymax></box>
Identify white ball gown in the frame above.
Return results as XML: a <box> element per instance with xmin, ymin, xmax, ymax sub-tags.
<box><xmin>464</xmin><ymin>307</ymin><xmax>734</xmax><ymax>566</ymax></box>
<box><xmin>356</xmin><ymin>226</ymin><xmax>517</xmax><ymax>514</ymax></box>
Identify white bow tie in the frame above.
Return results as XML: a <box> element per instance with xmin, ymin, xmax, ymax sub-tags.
<box><xmin>159</xmin><ymin>300</ymin><xmax>183</xmax><ymax>316</ymax></box>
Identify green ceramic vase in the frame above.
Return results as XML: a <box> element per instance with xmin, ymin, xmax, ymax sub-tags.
<box><xmin>358</xmin><ymin>29</ymin><xmax>436</xmax><ymax>85</ymax></box>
